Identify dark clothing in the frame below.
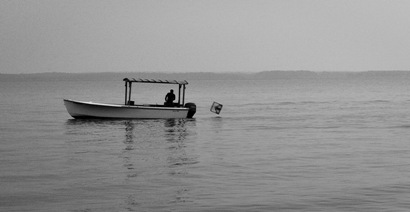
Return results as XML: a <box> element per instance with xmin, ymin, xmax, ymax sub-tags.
<box><xmin>165</xmin><ymin>92</ymin><xmax>175</xmax><ymax>106</ymax></box>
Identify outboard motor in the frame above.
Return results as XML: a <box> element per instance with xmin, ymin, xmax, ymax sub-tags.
<box><xmin>184</xmin><ymin>102</ymin><xmax>196</xmax><ymax>118</ymax></box>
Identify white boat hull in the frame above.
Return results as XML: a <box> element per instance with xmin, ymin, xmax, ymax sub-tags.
<box><xmin>64</xmin><ymin>99</ymin><xmax>192</xmax><ymax>119</ymax></box>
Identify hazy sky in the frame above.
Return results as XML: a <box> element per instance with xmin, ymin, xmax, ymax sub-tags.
<box><xmin>1</xmin><ymin>0</ymin><xmax>410</xmax><ymax>74</ymax></box>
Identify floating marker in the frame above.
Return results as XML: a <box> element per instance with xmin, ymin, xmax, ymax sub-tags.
<box><xmin>210</xmin><ymin>102</ymin><xmax>223</xmax><ymax>114</ymax></box>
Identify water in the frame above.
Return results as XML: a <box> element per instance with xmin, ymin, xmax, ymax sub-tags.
<box><xmin>1</xmin><ymin>73</ymin><xmax>410</xmax><ymax>211</ymax></box>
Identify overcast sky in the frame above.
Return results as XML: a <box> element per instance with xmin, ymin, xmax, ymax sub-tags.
<box><xmin>1</xmin><ymin>0</ymin><xmax>410</xmax><ymax>74</ymax></box>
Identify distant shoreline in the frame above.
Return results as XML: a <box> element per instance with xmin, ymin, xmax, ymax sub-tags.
<box><xmin>2</xmin><ymin>70</ymin><xmax>410</xmax><ymax>81</ymax></box>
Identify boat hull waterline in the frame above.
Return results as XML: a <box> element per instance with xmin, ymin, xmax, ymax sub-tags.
<box><xmin>64</xmin><ymin>99</ymin><xmax>194</xmax><ymax>119</ymax></box>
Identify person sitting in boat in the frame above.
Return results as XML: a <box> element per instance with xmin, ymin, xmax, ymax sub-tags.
<box><xmin>165</xmin><ymin>89</ymin><xmax>176</xmax><ymax>106</ymax></box>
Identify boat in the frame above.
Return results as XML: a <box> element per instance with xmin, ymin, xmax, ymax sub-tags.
<box><xmin>63</xmin><ymin>78</ymin><xmax>196</xmax><ymax>119</ymax></box>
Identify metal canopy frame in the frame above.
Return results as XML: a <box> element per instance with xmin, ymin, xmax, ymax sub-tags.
<box><xmin>123</xmin><ymin>78</ymin><xmax>188</xmax><ymax>107</ymax></box>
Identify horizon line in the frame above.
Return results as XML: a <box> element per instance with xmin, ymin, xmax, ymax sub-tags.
<box><xmin>2</xmin><ymin>70</ymin><xmax>410</xmax><ymax>75</ymax></box>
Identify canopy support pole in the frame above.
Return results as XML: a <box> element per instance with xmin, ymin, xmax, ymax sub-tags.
<box><xmin>128</xmin><ymin>82</ymin><xmax>132</xmax><ymax>104</ymax></box>
<box><xmin>124</xmin><ymin>81</ymin><xmax>128</xmax><ymax>105</ymax></box>
<box><xmin>182</xmin><ymin>85</ymin><xmax>186</xmax><ymax>106</ymax></box>
<box><xmin>178</xmin><ymin>84</ymin><xmax>181</xmax><ymax>106</ymax></box>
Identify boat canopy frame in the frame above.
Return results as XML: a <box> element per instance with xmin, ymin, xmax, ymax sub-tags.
<box><xmin>123</xmin><ymin>78</ymin><xmax>188</xmax><ymax>107</ymax></box>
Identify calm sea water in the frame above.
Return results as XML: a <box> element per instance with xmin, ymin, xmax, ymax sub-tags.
<box><xmin>1</xmin><ymin>73</ymin><xmax>410</xmax><ymax>211</ymax></box>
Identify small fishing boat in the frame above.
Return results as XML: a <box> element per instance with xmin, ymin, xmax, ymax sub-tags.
<box><xmin>64</xmin><ymin>78</ymin><xmax>196</xmax><ymax>119</ymax></box>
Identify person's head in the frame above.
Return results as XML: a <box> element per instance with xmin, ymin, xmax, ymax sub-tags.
<box><xmin>170</xmin><ymin>89</ymin><xmax>174</xmax><ymax>93</ymax></box>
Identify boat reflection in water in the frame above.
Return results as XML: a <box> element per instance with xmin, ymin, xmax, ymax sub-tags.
<box><xmin>122</xmin><ymin>119</ymin><xmax>198</xmax><ymax>207</ymax></box>
<box><xmin>64</xmin><ymin>118</ymin><xmax>198</xmax><ymax>209</ymax></box>
<box><xmin>122</xmin><ymin>119</ymin><xmax>198</xmax><ymax>168</ymax></box>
